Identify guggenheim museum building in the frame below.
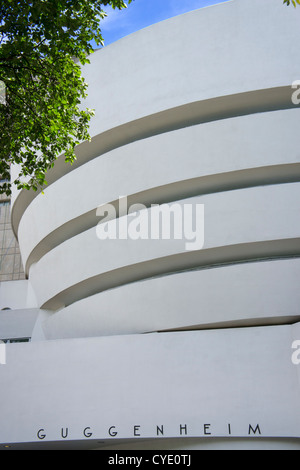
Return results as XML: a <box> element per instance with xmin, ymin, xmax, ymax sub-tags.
<box><xmin>0</xmin><ymin>0</ymin><xmax>300</xmax><ymax>450</ymax></box>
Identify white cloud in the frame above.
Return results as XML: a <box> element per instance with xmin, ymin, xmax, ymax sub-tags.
<box><xmin>100</xmin><ymin>4</ymin><xmax>133</xmax><ymax>32</ymax></box>
<box><xmin>169</xmin><ymin>0</ymin><xmax>229</xmax><ymax>16</ymax></box>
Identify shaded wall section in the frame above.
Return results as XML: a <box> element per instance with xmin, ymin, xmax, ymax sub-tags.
<box><xmin>0</xmin><ymin>194</ymin><xmax>25</xmax><ymax>282</ymax></box>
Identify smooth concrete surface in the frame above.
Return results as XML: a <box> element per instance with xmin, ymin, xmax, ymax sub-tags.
<box><xmin>10</xmin><ymin>0</ymin><xmax>300</xmax><ymax>235</ymax></box>
<box><xmin>39</xmin><ymin>258</ymin><xmax>300</xmax><ymax>340</ymax></box>
<box><xmin>0</xmin><ymin>280</ymin><xmax>37</xmax><ymax>311</ymax></box>
<box><xmin>28</xmin><ymin>183</ymin><xmax>300</xmax><ymax>310</ymax></box>
<box><xmin>97</xmin><ymin>437</ymin><xmax>300</xmax><ymax>451</ymax></box>
<box><xmin>2</xmin><ymin>436</ymin><xmax>300</xmax><ymax>451</ymax></box>
<box><xmin>0</xmin><ymin>324</ymin><xmax>299</xmax><ymax>449</ymax></box>
<box><xmin>10</xmin><ymin>86</ymin><xmax>299</xmax><ymax>239</ymax></box>
<box><xmin>81</xmin><ymin>0</ymin><xmax>300</xmax><ymax>136</ymax></box>
<box><xmin>0</xmin><ymin>309</ymin><xmax>39</xmax><ymax>341</ymax></box>
<box><xmin>1</xmin><ymin>0</ymin><xmax>300</xmax><ymax>451</ymax></box>
<box><xmin>16</xmin><ymin>109</ymin><xmax>300</xmax><ymax>274</ymax></box>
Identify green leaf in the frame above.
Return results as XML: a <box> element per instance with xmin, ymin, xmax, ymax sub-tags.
<box><xmin>0</xmin><ymin>0</ymin><xmax>134</xmax><ymax>196</ymax></box>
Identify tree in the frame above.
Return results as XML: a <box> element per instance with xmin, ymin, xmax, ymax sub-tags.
<box><xmin>283</xmin><ymin>0</ymin><xmax>300</xmax><ymax>6</ymax></box>
<box><xmin>0</xmin><ymin>0</ymin><xmax>132</xmax><ymax>196</ymax></box>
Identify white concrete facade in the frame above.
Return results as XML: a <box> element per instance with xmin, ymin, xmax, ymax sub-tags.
<box><xmin>1</xmin><ymin>0</ymin><xmax>300</xmax><ymax>450</ymax></box>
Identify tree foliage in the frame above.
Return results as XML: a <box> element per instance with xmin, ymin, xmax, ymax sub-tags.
<box><xmin>0</xmin><ymin>0</ymin><xmax>132</xmax><ymax>195</ymax></box>
<box><xmin>283</xmin><ymin>0</ymin><xmax>300</xmax><ymax>6</ymax></box>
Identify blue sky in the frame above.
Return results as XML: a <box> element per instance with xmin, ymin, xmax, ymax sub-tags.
<box><xmin>99</xmin><ymin>0</ymin><xmax>229</xmax><ymax>46</ymax></box>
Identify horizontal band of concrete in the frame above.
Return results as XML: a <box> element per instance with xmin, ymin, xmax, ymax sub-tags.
<box><xmin>11</xmin><ymin>88</ymin><xmax>300</xmax><ymax>240</ymax></box>
<box><xmin>27</xmin><ymin>183</ymin><xmax>300</xmax><ymax>310</ymax></box>
<box><xmin>41</xmin><ymin>258</ymin><xmax>300</xmax><ymax>339</ymax></box>
<box><xmin>16</xmin><ymin>109</ymin><xmax>300</xmax><ymax>275</ymax></box>
<box><xmin>1</xmin><ymin>323</ymin><xmax>300</xmax><ymax>447</ymax></box>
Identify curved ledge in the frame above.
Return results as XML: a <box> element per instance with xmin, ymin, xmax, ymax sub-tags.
<box><xmin>158</xmin><ymin>316</ymin><xmax>300</xmax><ymax>334</ymax></box>
<box><xmin>27</xmin><ymin>182</ymin><xmax>300</xmax><ymax>309</ymax></box>
<box><xmin>21</xmin><ymin>163</ymin><xmax>300</xmax><ymax>275</ymax></box>
<box><xmin>16</xmin><ymin>106</ymin><xmax>300</xmax><ymax>274</ymax></box>
<box><xmin>11</xmin><ymin>86</ymin><xmax>300</xmax><ymax>238</ymax></box>
<box><xmin>42</xmin><ymin>257</ymin><xmax>300</xmax><ymax>339</ymax></box>
<box><xmin>38</xmin><ymin>239</ymin><xmax>300</xmax><ymax>310</ymax></box>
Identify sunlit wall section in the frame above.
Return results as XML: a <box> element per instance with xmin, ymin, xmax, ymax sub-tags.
<box><xmin>10</xmin><ymin>0</ymin><xmax>300</xmax><ymax>340</ymax></box>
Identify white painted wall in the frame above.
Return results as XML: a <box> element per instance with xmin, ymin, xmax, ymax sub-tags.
<box><xmin>0</xmin><ymin>324</ymin><xmax>299</xmax><ymax>449</ymax></box>
<box><xmin>0</xmin><ymin>280</ymin><xmax>37</xmax><ymax>311</ymax></box>
<box><xmin>81</xmin><ymin>0</ymin><xmax>300</xmax><ymax>136</ymax></box>
<box><xmin>0</xmin><ymin>309</ymin><xmax>39</xmax><ymax>341</ymax></box>
<box><xmin>10</xmin><ymin>0</ymin><xmax>300</xmax><ymax>234</ymax></box>
<box><xmin>2</xmin><ymin>0</ymin><xmax>300</xmax><ymax>450</ymax></box>
<box><xmin>41</xmin><ymin>258</ymin><xmax>300</xmax><ymax>340</ymax></box>
<box><xmin>10</xmin><ymin>0</ymin><xmax>300</xmax><ymax>328</ymax></box>
<box><xmin>28</xmin><ymin>183</ymin><xmax>300</xmax><ymax>310</ymax></box>
<box><xmin>17</xmin><ymin>109</ymin><xmax>300</xmax><ymax>274</ymax></box>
